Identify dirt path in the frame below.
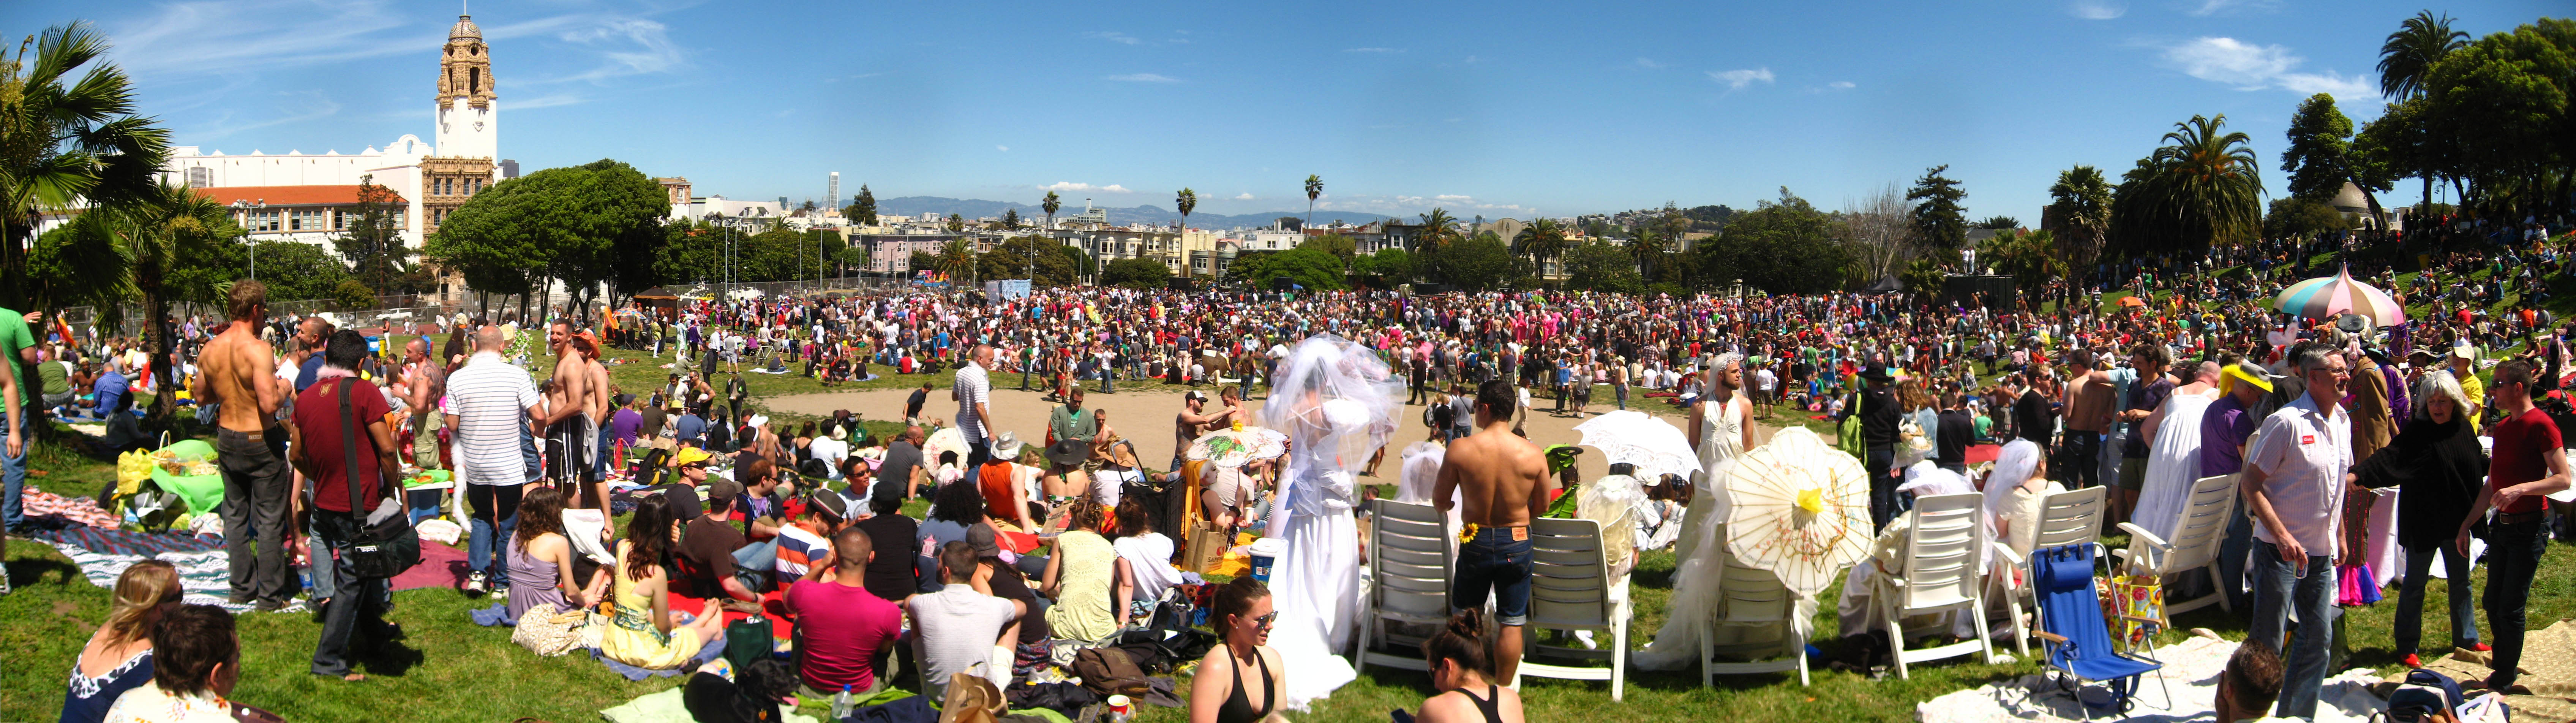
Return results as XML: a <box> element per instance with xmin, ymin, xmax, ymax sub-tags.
<box><xmin>763</xmin><ymin>384</ymin><xmax>1794</xmax><ymax>482</ymax></box>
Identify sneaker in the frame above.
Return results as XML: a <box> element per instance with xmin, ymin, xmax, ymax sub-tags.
<box><xmin>2467</xmin><ymin>642</ymin><xmax>2493</xmax><ymax>652</ymax></box>
<box><xmin>463</xmin><ymin>571</ymin><xmax>489</xmax><ymax>596</ymax></box>
<box><xmin>252</xmin><ymin>599</ymin><xmax>287</xmax><ymax>613</ymax></box>
<box><xmin>2402</xmin><ymin>653</ymin><xmax>2423</xmax><ymax>668</ymax></box>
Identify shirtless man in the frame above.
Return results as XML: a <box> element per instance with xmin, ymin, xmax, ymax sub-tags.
<box><xmin>1433</xmin><ymin>379</ymin><xmax>1553</xmax><ymax>685</ymax></box>
<box><xmin>578</xmin><ymin>335</ymin><xmax>613</xmax><ymax>505</ymax></box>
<box><xmin>542</xmin><ymin>321</ymin><xmax>593</xmax><ymax>506</ymax></box>
<box><xmin>193</xmin><ymin>281</ymin><xmax>296</xmax><ymax>609</ymax></box>
<box><xmin>402</xmin><ymin>338</ymin><xmax>445</xmax><ymax>470</ymax></box>
<box><xmin>1172</xmin><ymin>390</ymin><xmax>1235</xmax><ymax>474</ymax></box>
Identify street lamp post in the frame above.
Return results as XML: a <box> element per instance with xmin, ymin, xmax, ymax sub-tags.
<box><xmin>231</xmin><ymin>199</ymin><xmax>265</xmax><ymax>280</ymax></box>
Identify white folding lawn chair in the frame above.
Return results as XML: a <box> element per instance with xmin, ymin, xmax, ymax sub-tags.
<box><xmin>1696</xmin><ymin>557</ymin><xmax>1810</xmax><ymax>686</ymax></box>
<box><xmin>1880</xmin><ymin>492</ymin><xmax>1998</xmax><ymax>679</ymax></box>
<box><xmin>1355</xmin><ymin>498</ymin><xmax>1454</xmax><ymax>674</ymax></box>
<box><xmin>1514</xmin><ymin>517</ymin><xmax>1631</xmax><ymax>701</ymax></box>
<box><xmin>1991</xmin><ymin>486</ymin><xmax>2107</xmax><ymax>658</ymax></box>
<box><xmin>2115</xmin><ymin>473</ymin><xmax>2241</xmax><ymax>617</ymax></box>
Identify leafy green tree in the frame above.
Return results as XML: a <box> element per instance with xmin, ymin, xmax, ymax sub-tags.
<box><xmin>1561</xmin><ymin>239</ymin><xmax>1643</xmax><ymax>294</ymax></box>
<box><xmin>979</xmin><ymin>236</ymin><xmax>1078</xmax><ymax>287</ymax></box>
<box><xmin>428</xmin><ymin>159</ymin><xmax>666</xmax><ymax>320</ymax></box>
<box><xmin>907</xmin><ymin>250</ymin><xmax>937</xmax><ymax>274</ymax></box>
<box><xmin>2264</xmin><ymin>197</ymin><xmax>2350</xmax><ymax>238</ymax></box>
<box><xmin>1304</xmin><ymin>175</ymin><xmax>1322</xmax><ymax>228</ymax></box>
<box><xmin>2110</xmin><ymin>115</ymin><xmax>2263</xmax><ymax>255</ymax></box>
<box><xmin>1415</xmin><ymin>208</ymin><xmax>1460</xmax><ymax>253</ymax></box>
<box><xmin>2044</xmin><ymin>165</ymin><xmax>2114</xmax><ymax>287</ymax></box>
<box><xmin>845</xmin><ymin>185</ymin><xmax>878</xmax><ymax>226</ymax></box>
<box><xmin>1351</xmin><ymin>248</ymin><xmax>1413</xmax><ymax>285</ymax></box>
<box><xmin>935</xmin><ymin>238</ymin><xmax>976</xmax><ymax>284</ymax></box>
<box><xmin>22</xmin><ymin>214</ymin><xmax>134</xmax><ymax>317</ymax></box>
<box><xmin>1099</xmin><ymin>257</ymin><xmax>1173</xmax><ymax>289</ymax></box>
<box><xmin>2</xmin><ymin>22</ymin><xmax>173</xmax><ymax>309</ymax></box>
<box><xmin>1041</xmin><ymin>191</ymin><xmax>1061</xmax><ymax>229</ymax></box>
<box><xmin>2281</xmin><ymin>93</ymin><xmax>2359</xmax><ymax>201</ymax></box>
<box><xmin>240</xmin><ymin>240</ymin><xmax>348</xmax><ymax>303</ymax></box>
<box><xmin>332</xmin><ymin>278</ymin><xmax>376</xmax><ymax>310</ymax></box>
<box><xmin>1628</xmin><ymin>228</ymin><xmax>1668</xmax><ymax>282</ymax></box>
<box><xmin>2415</xmin><ymin>19</ymin><xmax>2574</xmax><ymax>215</ymax></box>
<box><xmin>1905</xmin><ymin>165</ymin><xmax>1969</xmax><ymax>253</ymax></box>
<box><xmin>944</xmin><ymin>214</ymin><xmax>965</xmax><ymax>234</ymax></box>
<box><xmin>1001</xmin><ymin>208</ymin><xmax>1021</xmax><ymax>229</ymax></box>
<box><xmin>1977</xmin><ymin>216</ymin><xmax>2020</xmax><ymax>230</ymax></box>
<box><xmin>1302</xmin><ymin>233</ymin><xmax>1356</xmax><ymax>262</ymax></box>
<box><xmin>654</xmin><ymin>219</ymin><xmax>727</xmax><ymax>289</ymax></box>
<box><xmin>1431</xmin><ymin>235</ymin><xmax>1516</xmax><ymax>291</ymax></box>
<box><xmin>331</xmin><ymin>174</ymin><xmax>416</xmax><ymax>293</ymax></box>
<box><xmin>1228</xmin><ymin>247</ymin><xmax>1348</xmax><ymax>291</ymax></box>
<box><xmin>1979</xmin><ymin>229</ymin><xmax>2065</xmax><ymax>297</ymax></box>
<box><xmin>1053</xmin><ymin>244</ymin><xmax>1094</xmax><ymax>277</ymax></box>
<box><xmin>1695</xmin><ymin>187</ymin><xmax>1853</xmax><ymax>294</ymax></box>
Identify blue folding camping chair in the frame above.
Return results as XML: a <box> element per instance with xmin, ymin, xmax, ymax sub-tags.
<box><xmin>2030</xmin><ymin>542</ymin><xmax>2169</xmax><ymax>720</ymax></box>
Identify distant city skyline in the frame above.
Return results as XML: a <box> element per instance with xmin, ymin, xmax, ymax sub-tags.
<box><xmin>10</xmin><ymin>0</ymin><xmax>2564</xmax><ymax>225</ymax></box>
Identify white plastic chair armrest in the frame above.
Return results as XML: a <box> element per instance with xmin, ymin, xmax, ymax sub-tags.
<box><xmin>1988</xmin><ymin>539</ymin><xmax>2025</xmax><ymax>566</ymax></box>
<box><xmin>2116</xmin><ymin>522</ymin><xmax>2172</xmax><ymax>551</ymax></box>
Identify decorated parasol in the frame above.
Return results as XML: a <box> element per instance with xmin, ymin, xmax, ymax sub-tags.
<box><xmin>1722</xmin><ymin>427</ymin><xmax>1875</xmax><ymax>597</ymax></box>
<box><xmin>920</xmin><ymin>426</ymin><xmax>970</xmax><ymax>468</ymax></box>
<box><xmin>1571</xmin><ymin>410</ymin><xmax>1699</xmax><ymax>483</ymax></box>
<box><xmin>2274</xmin><ymin>266</ymin><xmax>2406</xmax><ymax>325</ymax></box>
<box><xmin>1185</xmin><ymin>425</ymin><xmax>1289</xmax><ymax>468</ymax></box>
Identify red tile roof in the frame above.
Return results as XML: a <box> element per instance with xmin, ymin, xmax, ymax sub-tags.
<box><xmin>192</xmin><ymin>185</ymin><xmax>407</xmax><ymax>206</ymax></box>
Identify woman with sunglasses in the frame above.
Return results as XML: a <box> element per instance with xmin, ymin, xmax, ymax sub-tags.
<box><xmin>1188</xmin><ymin>576</ymin><xmax>1282</xmax><ymax>723</ymax></box>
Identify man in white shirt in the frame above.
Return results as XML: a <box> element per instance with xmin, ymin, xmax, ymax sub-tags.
<box><xmin>910</xmin><ymin>540</ymin><xmax>1022</xmax><ymax>700</ymax></box>
<box><xmin>2238</xmin><ymin>342</ymin><xmax>2353</xmax><ymax>719</ymax></box>
<box><xmin>953</xmin><ymin>343</ymin><xmax>993</xmax><ymax>468</ymax></box>
<box><xmin>444</xmin><ymin>326</ymin><xmax>545</xmax><ymax>595</ymax></box>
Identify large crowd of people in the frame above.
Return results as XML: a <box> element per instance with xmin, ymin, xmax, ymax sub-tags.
<box><xmin>6</xmin><ymin>215</ymin><xmax>2575</xmax><ymax>721</ymax></box>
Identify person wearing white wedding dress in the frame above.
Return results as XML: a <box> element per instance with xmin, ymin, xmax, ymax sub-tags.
<box><xmin>2133</xmin><ymin>361</ymin><xmax>2221</xmax><ymax>544</ymax></box>
<box><xmin>1633</xmin><ymin>354</ymin><xmax>1761</xmax><ymax>671</ymax></box>
<box><xmin>1257</xmin><ymin>334</ymin><xmax>1403</xmax><ymax>711</ymax></box>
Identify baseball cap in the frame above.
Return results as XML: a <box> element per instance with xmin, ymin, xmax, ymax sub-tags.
<box><xmin>671</xmin><ymin>446</ymin><xmax>715</xmax><ymax>467</ymax></box>
<box><xmin>1185</xmin><ymin>390</ymin><xmax>1208</xmax><ymax>402</ymax></box>
<box><xmin>967</xmin><ymin>523</ymin><xmax>1002</xmax><ymax>558</ymax></box>
<box><xmin>705</xmin><ymin>477</ymin><xmax>744</xmax><ymax>503</ymax></box>
<box><xmin>870</xmin><ymin>480</ymin><xmax>905</xmax><ymax>506</ymax></box>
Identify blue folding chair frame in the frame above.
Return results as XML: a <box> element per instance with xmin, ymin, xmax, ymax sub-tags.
<box><xmin>2030</xmin><ymin>543</ymin><xmax>2170</xmax><ymax>720</ymax></box>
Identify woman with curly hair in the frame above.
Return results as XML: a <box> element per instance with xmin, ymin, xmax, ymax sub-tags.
<box><xmin>1040</xmin><ymin>497</ymin><xmax>1118</xmax><ymax>641</ymax></box>
<box><xmin>599</xmin><ymin>495</ymin><xmax>726</xmax><ymax>670</ymax></box>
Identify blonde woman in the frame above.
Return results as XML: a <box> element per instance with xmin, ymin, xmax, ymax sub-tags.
<box><xmin>63</xmin><ymin>561</ymin><xmax>182</xmax><ymax>723</ymax></box>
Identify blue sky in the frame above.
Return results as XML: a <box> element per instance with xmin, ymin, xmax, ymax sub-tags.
<box><xmin>8</xmin><ymin>0</ymin><xmax>2563</xmax><ymax>225</ymax></box>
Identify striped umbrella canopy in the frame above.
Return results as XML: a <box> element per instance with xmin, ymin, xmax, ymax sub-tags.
<box><xmin>2274</xmin><ymin>266</ymin><xmax>2405</xmax><ymax>325</ymax></box>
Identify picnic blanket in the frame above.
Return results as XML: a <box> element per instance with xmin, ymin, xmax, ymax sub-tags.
<box><xmin>37</xmin><ymin>536</ymin><xmax>305</xmax><ymax>614</ymax></box>
<box><xmin>1916</xmin><ymin>633</ymin><xmax>2387</xmax><ymax>723</ymax></box>
<box><xmin>22</xmin><ymin>490</ymin><xmax>120</xmax><ymax>529</ymax></box>
<box><xmin>2416</xmin><ymin>619</ymin><xmax>2576</xmax><ymax>723</ymax></box>
<box><xmin>387</xmin><ymin>539</ymin><xmax>470</xmax><ymax>592</ymax></box>
<box><xmin>24</xmin><ymin>524</ymin><xmax>221</xmax><ymax>556</ymax></box>
<box><xmin>596</xmin><ymin>679</ymin><xmax>829</xmax><ymax>723</ymax></box>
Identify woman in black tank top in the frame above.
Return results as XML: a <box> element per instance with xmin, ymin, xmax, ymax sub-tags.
<box><xmin>1414</xmin><ymin>609</ymin><xmax>1523</xmax><ymax>723</ymax></box>
<box><xmin>1189</xmin><ymin>577</ymin><xmax>1278</xmax><ymax>723</ymax></box>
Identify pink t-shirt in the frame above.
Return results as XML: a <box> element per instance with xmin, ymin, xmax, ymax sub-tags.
<box><xmin>785</xmin><ymin>579</ymin><xmax>904</xmax><ymax>693</ymax></box>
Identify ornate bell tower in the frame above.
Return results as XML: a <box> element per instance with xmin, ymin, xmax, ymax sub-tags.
<box><xmin>434</xmin><ymin>14</ymin><xmax>498</xmax><ymax>160</ymax></box>
<box><xmin>426</xmin><ymin>13</ymin><xmax>497</xmax><ymax>237</ymax></box>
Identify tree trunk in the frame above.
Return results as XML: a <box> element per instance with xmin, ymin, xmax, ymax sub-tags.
<box><xmin>144</xmin><ymin>286</ymin><xmax>176</xmax><ymax>429</ymax></box>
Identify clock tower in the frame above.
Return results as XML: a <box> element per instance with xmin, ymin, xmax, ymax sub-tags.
<box><xmin>426</xmin><ymin>13</ymin><xmax>498</xmax><ymax>236</ymax></box>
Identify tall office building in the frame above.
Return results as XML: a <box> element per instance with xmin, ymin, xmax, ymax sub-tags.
<box><xmin>828</xmin><ymin>172</ymin><xmax>840</xmax><ymax>210</ymax></box>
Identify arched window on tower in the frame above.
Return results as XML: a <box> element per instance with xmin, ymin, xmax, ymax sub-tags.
<box><xmin>469</xmin><ymin>68</ymin><xmax>481</xmax><ymax>95</ymax></box>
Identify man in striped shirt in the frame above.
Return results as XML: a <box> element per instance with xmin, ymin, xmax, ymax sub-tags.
<box><xmin>443</xmin><ymin>326</ymin><xmax>544</xmax><ymax>595</ymax></box>
<box><xmin>953</xmin><ymin>344</ymin><xmax>993</xmax><ymax>468</ymax></box>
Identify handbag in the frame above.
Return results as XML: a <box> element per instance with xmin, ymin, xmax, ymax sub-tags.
<box><xmin>338</xmin><ymin>379</ymin><xmax>422</xmax><ymax>580</ymax></box>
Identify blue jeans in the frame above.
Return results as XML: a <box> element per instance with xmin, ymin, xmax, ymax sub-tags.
<box><xmin>1451</xmin><ymin>528</ymin><xmax>1535</xmax><ymax>626</ymax></box>
<box><xmin>2249</xmin><ymin>543</ymin><xmax>2337</xmax><ymax>719</ymax></box>
<box><xmin>593</xmin><ymin>421</ymin><xmax>617</xmax><ymax>481</ymax></box>
<box><xmin>2484</xmin><ymin>521</ymin><xmax>2549</xmax><ymax>689</ymax></box>
<box><xmin>310</xmin><ymin>510</ymin><xmax>392</xmax><ymax>676</ymax></box>
<box><xmin>465</xmin><ymin>483</ymin><xmax>522</xmax><ymax>587</ymax></box>
<box><xmin>2218</xmin><ymin>504</ymin><xmax>2256</xmax><ymax>612</ymax></box>
<box><xmin>733</xmin><ymin>539</ymin><xmax>778</xmax><ymax>592</ymax></box>
<box><xmin>2</xmin><ymin>409</ymin><xmax>29</xmax><ymax>531</ymax></box>
<box><xmin>2394</xmin><ymin>542</ymin><xmax>2479</xmax><ymax>657</ymax></box>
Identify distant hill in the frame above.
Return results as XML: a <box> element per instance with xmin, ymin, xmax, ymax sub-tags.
<box><xmin>871</xmin><ymin>196</ymin><xmax>1393</xmax><ymax>230</ymax></box>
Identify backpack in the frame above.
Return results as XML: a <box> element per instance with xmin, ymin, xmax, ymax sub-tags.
<box><xmin>1069</xmin><ymin>647</ymin><xmax>1150</xmax><ymax>697</ymax></box>
<box><xmin>2380</xmin><ymin>668</ymin><xmax>2469</xmax><ymax>723</ymax></box>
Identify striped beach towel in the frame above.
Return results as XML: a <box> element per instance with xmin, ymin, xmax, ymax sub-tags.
<box><xmin>36</xmin><ymin>535</ymin><xmax>305</xmax><ymax>614</ymax></box>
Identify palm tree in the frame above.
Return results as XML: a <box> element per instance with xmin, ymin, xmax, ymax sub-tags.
<box><xmin>1416</xmin><ymin>207</ymin><xmax>1459</xmax><ymax>253</ymax></box>
<box><xmin>936</xmin><ymin>238</ymin><xmax>976</xmax><ymax>285</ymax></box>
<box><xmin>2045</xmin><ymin>165</ymin><xmax>2113</xmax><ymax>299</ymax></box>
<box><xmin>2110</xmin><ymin>115</ymin><xmax>2263</xmax><ymax>256</ymax></box>
<box><xmin>1</xmin><ymin>21</ymin><xmax>173</xmax><ymax>309</ymax></box>
<box><xmin>1303</xmin><ymin>175</ymin><xmax>1322</xmax><ymax>229</ymax></box>
<box><xmin>120</xmin><ymin>184</ymin><xmax>234</xmax><ymax>424</ymax></box>
<box><xmin>1628</xmin><ymin>228</ymin><xmax>1669</xmax><ymax>282</ymax></box>
<box><xmin>2378</xmin><ymin>11</ymin><xmax>2469</xmax><ymax>213</ymax></box>
<box><xmin>1175</xmin><ymin>188</ymin><xmax>1197</xmax><ymax>233</ymax></box>
<box><xmin>1513</xmin><ymin>217</ymin><xmax>1570</xmax><ymax>278</ymax></box>
<box><xmin>1042</xmin><ymin>191</ymin><xmax>1061</xmax><ymax>229</ymax></box>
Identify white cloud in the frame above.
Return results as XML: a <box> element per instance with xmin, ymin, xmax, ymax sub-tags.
<box><xmin>2161</xmin><ymin>37</ymin><xmax>2374</xmax><ymax>97</ymax></box>
<box><xmin>996</xmin><ymin>145</ymin><xmax>1009</xmax><ymax>151</ymax></box>
<box><xmin>1635</xmin><ymin>57</ymin><xmax>1666</xmax><ymax>69</ymax></box>
<box><xmin>1707</xmin><ymin>67</ymin><xmax>1776</xmax><ymax>90</ymax></box>
<box><xmin>546</xmin><ymin>18</ymin><xmax>686</xmax><ymax>84</ymax></box>
<box><xmin>509</xmin><ymin>93</ymin><xmax>585</xmax><ymax>109</ymax></box>
<box><xmin>1235</xmin><ymin>193</ymin><xmax>1255</xmax><ymax>200</ymax></box>
<box><xmin>2187</xmin><ymin>0</ymin><xmax>2279</xmax><ymax>17</ymax></box>
<box><xmin>187</xmin><ymin>90</ymin><xmax>341</xmax><ymax>138</ymax></box>
<box><xmin>1830</xmin><ymin>81</ymin><xmax>1856</xmax><ymax>89</ymax></box>
<box><xmin>2069</xmin><ymin>0</ymin><xmax>2127</xmax><ymax>20</ymax></box>
<box><xmin>1086</xmin><ymin>31</ymin><xmax>1142</xmax><ymax>45</ymax></box>
<box><xmin>1344</xmin><ymin>47</ymin><xmax>1403</xmax><ymax>54</ymax></box>
<box><xmin>1040</xmin><ymin>182</ymin><xmax>1132</xmax><ymax>194</ymax></box>
<box><xmin>1436</xmin><ymin>195</ymin><xmax>1473</xmax><ymax>202</ymax></box>
<box><xmin>1104</xmin><ymin>73</ymin><xmax>1179</xmax><ymax>83</ymax></box>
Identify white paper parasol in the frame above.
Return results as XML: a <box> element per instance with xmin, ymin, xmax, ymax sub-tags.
<box><xmin>1572</xmin><ymin>410</ymin><xmax>1700</xmax><ymax>482</ymax></box>
<box><xmin>1722</xmin><ymin>427</ymin><xmax>1875</xmax><ymax>597</ymax></box>
<box><xmin>920</xmin><ymin>426</ymin><xmax>969</xmax><ymax>468</ymax></box>
<box><xmin>1184</xmin><ymin>426</ymin><xmax>1289</xmax><ymax>468</ymax></box>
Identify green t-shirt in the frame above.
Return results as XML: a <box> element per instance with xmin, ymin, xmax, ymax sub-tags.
<box><xmin>38</xmin><ymin>358</ymin><xmax>69</xmax><ymax>395</ymax></box>
<box><xmin>0</xmin><ymin>309</ymin><xmax>33</xmax><ymax>407</ymax></box>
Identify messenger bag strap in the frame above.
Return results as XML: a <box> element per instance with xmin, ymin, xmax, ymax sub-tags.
<box><xmin>338</xmin><ymin>378</ymin><xmax>365</xmax><ymax>517</ymax></box>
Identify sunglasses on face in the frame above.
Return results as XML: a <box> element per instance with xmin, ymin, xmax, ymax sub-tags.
<box><xmin>1245</xmin><ymin>611</ymin><xmax>1278</xmax><ymax>628</ymax></box>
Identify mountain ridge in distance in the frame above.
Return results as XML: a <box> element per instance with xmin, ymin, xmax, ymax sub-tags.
<box><xmin>870</xmin><ymin>196</ymin><xmax>1395</xmax><ymax>230</ymax></box>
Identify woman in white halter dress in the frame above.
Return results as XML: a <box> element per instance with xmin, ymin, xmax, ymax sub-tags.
<box><xmin>1635</xmin><ymin>357</ymin><xmax>1756</xmax><ymax>670</ymax></box>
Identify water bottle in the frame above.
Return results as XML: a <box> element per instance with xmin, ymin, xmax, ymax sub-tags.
<box><xmin>831</xmin><ymin>684</ymin><xmax>853</xmax><ymax>719</ymax></box>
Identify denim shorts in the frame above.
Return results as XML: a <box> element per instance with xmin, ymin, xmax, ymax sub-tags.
<box><xmin>1452</xmin><ymin>527</ymin><xmax>1535</xmax><ymax>626</ymax></box>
